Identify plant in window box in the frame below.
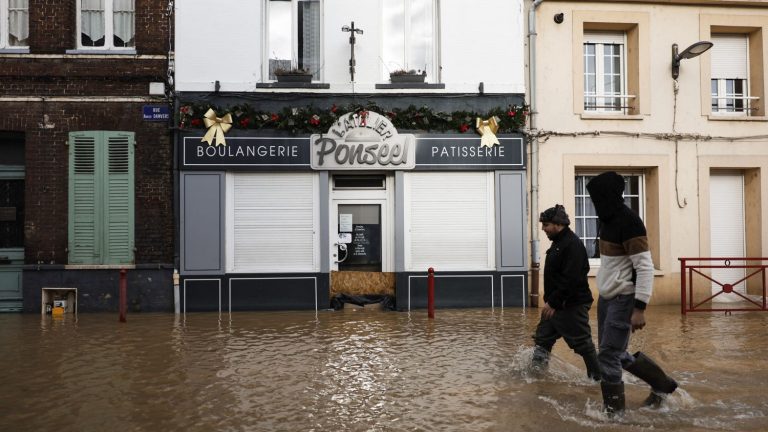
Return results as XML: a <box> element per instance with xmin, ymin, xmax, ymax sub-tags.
<box><xmin>389</xmin><ymin>69</ymin><xmax>427</xmax><ymax>83</ymax></box>
<box><xmin>274</xmin><ymin>67</ymin><xmax>314</xmax><ymax>83</ymax></box>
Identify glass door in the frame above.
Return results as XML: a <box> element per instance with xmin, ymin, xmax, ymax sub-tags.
<box><xmin>336</xmin><ymin>204</ymin><xmax>382</xmax><ymax>272</ymax></box>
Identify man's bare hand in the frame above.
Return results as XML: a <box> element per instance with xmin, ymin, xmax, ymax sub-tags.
<box><xmin>631</xmin><ymin>308</ymin><xmax>646</xmax><ymax>332</ymax></box>
<box><xmin>541</xmin><ymin>302</ymin><xmax>556</xmax><ymax>320</ymax></box>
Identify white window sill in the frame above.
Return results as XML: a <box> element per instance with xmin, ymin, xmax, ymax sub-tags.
<box><xmin>708</xmin><ymin>115</ymin><xmax>768</xmax><ymax>122</ymax></box>
<box><xmin>65</xmin><ymin>49</ymin><xmax>137</xmax><ymax>55</ymax></box>
<box><xmin>580</xmin><ymin>113</ymin><xmax>644</xmax><ymax>120</ymax></box>
<box><xmin>0</xmin><ymin>48</ymin><xmax>29</xmax><ymax>54</ymax></box>
<box><xmin>65</xmin><ymin>264</ymin><xmax>136</xmax><ymax>270</ymax></box>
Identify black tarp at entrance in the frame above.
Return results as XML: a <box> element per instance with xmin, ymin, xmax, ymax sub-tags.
<box><xmin>330</xmin><ymin>294</ymin><xmax>396</xmax><ymax>311</ymax></box>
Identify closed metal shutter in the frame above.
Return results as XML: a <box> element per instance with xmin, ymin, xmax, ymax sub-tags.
<box><xmin>405</xmin><ymin>172</ymin><xmax>495</xmax><ymax>271</ymax></box>
<box><xmin>229</xmin><ymin>172</ymin><xmax>318</xmax><ymax>272</ymax></box>
<box><xmin>709</xmin><ymin>173</ymin><xmax>746</xmax><ymax>301</ymax></box>
<box><xmin>711</xmin><ymin>34</ymin><xmax>748</xmax><ymax>79</ymax></box>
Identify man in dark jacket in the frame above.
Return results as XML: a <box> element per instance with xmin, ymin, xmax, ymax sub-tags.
<box><xmin>531</xmin><ymin>204</ymin><xmax>601</xmax><ymax>382</ymax></box>
<box><xmin>587</xmin><ymin>172</ymin><xmax>677</xmax><ymax>415</ymax></box>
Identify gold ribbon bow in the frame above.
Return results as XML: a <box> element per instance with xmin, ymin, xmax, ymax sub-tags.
<box><xmin>475</xmin><ymin>116</ymin><xmax>500</xmax><ymax>148</ymax></box>
<box><xmin>202</xmin><ymin>108</ymin><xmax>233</xmax><ymax>146</ymax></box>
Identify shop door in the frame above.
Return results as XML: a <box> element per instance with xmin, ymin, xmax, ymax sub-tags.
<box><xmin>0</xmin><ymin>178</ymin><xmax>24</xmax><ymax>312</ymax></box>
<box><xmin>331</xmin><ymin>200</ymin><xmax>394</xmax><ymax>298</ymax></box>
<box><xmin>710</xmin><ymin>173</ymin><xmax>746</xmax><ymax>302</ymax></box>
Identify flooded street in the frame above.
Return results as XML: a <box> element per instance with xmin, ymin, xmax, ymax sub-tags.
<box><xmin>1</xmin><ymin>306</ymin><xmax>766</xmax><ymax>432</ymax></box>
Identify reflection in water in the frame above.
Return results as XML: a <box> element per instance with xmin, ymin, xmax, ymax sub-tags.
<box><xmin>1</xmin><ymin>306</ymin><xmax>767</xmax><ymax>431</ymax></box>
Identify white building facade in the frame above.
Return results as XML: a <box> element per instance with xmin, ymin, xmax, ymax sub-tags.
<box><xmin>530</xmin><ymin>0</ymin><xmax>768</xmax><ymax>306</ymax></box>
<box><xmin>173</xmin><ymin>0</ymin><xmax>529</xmax><ymax>311</ymax></box>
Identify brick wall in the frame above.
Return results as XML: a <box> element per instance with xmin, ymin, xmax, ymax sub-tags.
<box><xmin>28</xmin><ymin>0</ymin><xmax>170</xmax><ymax>55</ymax></box>
<box><xmin>0</xmin><ymin>101</ymin><xmax>174</xmax><ymax>265</ymax></box>
<box><xmin>1</xmin><ymin>1</ymin><xmax>174</xmax><ymax>266</ymax></box>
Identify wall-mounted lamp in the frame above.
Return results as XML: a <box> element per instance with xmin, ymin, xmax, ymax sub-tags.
<box><xmin>671</xmin><ymin>41</ymin><xmax>713</xmax><ymax>79</ymax></box>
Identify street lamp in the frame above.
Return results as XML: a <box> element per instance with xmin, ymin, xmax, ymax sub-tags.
<box><xmin>671</xmin><ymin>41</ymin><xmax>713</xmax><ymax>79</ymax></box>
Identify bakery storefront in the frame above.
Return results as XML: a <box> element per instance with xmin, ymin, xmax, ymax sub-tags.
<box><xmin>178</xmin><ymin>111</ymin><xmax>527</xmax><ymax>312</ymax></box>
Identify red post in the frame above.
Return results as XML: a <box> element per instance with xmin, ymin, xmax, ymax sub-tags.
<box><xmin>119</xmin><ymin>269</ymin><xmax>127</xmax><ymax>323</ymax></box>
<box><xmin>427</xmin><ymin>267</ymin><xmax>435</xmax><ymax>319</ymax></box>
<box><xmin>680</xmin><ymin>258</ymin><xmax>686</xmax><ymax>315</ymax></box>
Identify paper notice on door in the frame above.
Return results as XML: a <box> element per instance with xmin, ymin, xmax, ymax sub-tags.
<box><xmin>339</xmin><ymin>214</ymin><xmax>353</xmax><ymax>232</ymax></box>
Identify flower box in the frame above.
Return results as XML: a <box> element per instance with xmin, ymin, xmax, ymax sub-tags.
<box><xmin>275</xmin><ymin>73</ymin><xmax>313</xmax><ymax>83</ymax></box>
<box><xmin>389</xmin><ymin>71</ymin><xmax>426</xmax><ymax>83</ymax></box>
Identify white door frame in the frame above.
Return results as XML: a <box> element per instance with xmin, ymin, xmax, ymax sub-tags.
<box><xmin>709</xmin><ymin>172</ymin><xmax>746</xmax><ymax>301</ymax></box>
<box><xmin>329</xmin><ymin>175</ymin><xmax>394</xmax><ymax>272</ymax></box>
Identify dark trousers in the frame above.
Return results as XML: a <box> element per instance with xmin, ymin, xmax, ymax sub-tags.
<box><xmin>533</xmin><ymin>303</ymin><xmax>597</xmax><ymax>356</ymax></box>
<box><xmin>597</xmin><ymin>294</ymin><xmax>636</xmax><ymax>383</ymax></box>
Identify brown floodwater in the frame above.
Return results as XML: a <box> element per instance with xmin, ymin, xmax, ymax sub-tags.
<box><xmin>1</xmin><ymin>305</ymin><xmax>766</xmax><ymax>432</ymax></box>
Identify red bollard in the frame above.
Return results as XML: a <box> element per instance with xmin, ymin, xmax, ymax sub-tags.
<box><xmin>427</xmin><ymin>267</ymin><xmax>435</xmax><ymax>319</ymax></box>
<box><xmin>119</xmin><ymin>269</ymin><xmax>127</xmax><ymax>323</ymax></box>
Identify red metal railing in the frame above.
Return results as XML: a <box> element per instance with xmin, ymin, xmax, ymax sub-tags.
<box><xmin>679</xmin><ymin>257</ymin><xmax>768</xmax><ymax>314</ymax></box>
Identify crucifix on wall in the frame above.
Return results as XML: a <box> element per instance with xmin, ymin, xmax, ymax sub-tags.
<box><xmin>341</xmin><ymin>21</ymin><xmax>363</xmax><ymax>82</ymax></box>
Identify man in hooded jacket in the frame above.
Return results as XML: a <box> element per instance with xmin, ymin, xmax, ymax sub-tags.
<box><xmin>531</xmin><ymin>204</ymin><xmax>601</xmax><ymax>382</ymax></box>
<box><xmin>586</xmin><ymin>172</ymin><xmax>678</xmax><ymax>415</ymax></box>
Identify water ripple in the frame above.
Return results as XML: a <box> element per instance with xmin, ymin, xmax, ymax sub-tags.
<box><xmin>1</xmin><ymin>307</ymin><xmax>767</xmax><ymax>431</ymax></box>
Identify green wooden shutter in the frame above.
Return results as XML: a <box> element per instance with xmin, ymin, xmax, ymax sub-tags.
<box><xmin>68</xmin><ymin>131</ymin><xmax>135</xmax><ymax>264</ymax></box>
<box><xmin>68</xmin><ymin>132</ymin><xmax>99</xmax><ymax>264</ymax></box>
<box><xmin>104</xmin><ymin>132</ymin><xmax>135</xmax><ymax>264</ymax></box>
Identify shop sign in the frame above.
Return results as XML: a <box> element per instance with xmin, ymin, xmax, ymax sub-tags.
<box><xmin>414</xmin><ymin>135</ymin><xmax>525</xmax><ymax>170</ymax></box>
<box><xmin>310</xmin><ymin>111</ymin><xmax>416</xmax><ymax>170</ymax></box>
<box><xmin>182</xmin><ymin>136</ymin><xmax>311</xmax><ymax>168</ymax></box>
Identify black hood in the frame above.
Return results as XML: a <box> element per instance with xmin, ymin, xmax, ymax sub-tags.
<box><xmin>586</xmin><ymin>172</ymin><xmax>625</xmax><ymax>222</ymax></box>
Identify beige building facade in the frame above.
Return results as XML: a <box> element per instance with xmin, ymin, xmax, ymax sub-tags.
<box><xmin>528</xmin><ymin>0</ymin><xmax>768</xmax><ymax>305</ymax></box>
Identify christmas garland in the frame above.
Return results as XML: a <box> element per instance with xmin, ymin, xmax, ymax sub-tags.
<box><xmin>178</xmin><ymin>101</ymin><xmax>528</xmax><ymax>135</ymax></box>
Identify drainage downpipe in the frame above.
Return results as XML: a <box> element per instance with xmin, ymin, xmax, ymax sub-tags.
<box><xmin>528</xmin><ymin>0</ymin><xmax>544</xmax><ymax>307</ymax></box>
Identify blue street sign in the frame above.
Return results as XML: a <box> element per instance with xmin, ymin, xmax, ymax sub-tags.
<box><xmin>143</xmin><ymin>105</ymin><xmax>170</xmax><ymax>121</ymax></box>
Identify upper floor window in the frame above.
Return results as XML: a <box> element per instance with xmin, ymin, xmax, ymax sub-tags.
<box><xmin>78</xmin><ymin>0</ymin><xmax>135</xmax><ymax>49</ymax></box>
<box><xmin>0</xmin><ymin>0</ymin><xmax>28</xmax><ymax>48</ymax></box>
<box><xmin>583</xmin><ymin>31</ymin><xmax>628</xmax><ymax>114</ymax></box>
<box><xmin>711</xmin><ymin>34</ymin><xmax>752</xmax><ymax>116</ymax></box>
<box><xmin>266</xmin><ymin>0</ymin><xmax>321</xmax><ymax>80</ymax></box>
<box><xmin>382</xmin><ymin>0</ymin><xmax>437</xmax><ymax>82</ymax></box>
<box><xmin>574</xmin><ymin>172</ymin><xmax>644</xmax><ymax>261</ymax></box>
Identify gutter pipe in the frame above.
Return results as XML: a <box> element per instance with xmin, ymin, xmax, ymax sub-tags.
<box><xmin>528</xmin><ymin>0</ymin><xmax>544</xmax><ymax>307</ymax></box>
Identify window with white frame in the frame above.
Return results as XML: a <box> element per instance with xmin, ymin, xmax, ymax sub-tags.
<box><xmin>574</xmin><ymin>172</ymin><xmax>644</xmax><ymax>261</ymax></box>
<box><xmin>382</xmin><ymin>0</ymin><xmax>437</xmax><ymax>82</ymax></box>
<box><xmin>711</xmin><ymin>34</ymin><xmax>752</xmax><ymax>116</ymax></box>
<box><xmin>78</xmin><ymin>0</ymin><xmax>135</xmax><ymax>49</ymax></box>
<box><xmin>583</xmin><ymin>31</ymin><xmax>628</xmax><ymax>114</ymax></box>
<box><xmin>266</xmin><ymin>0</ymin><xmax>321</xmax><ymax>80</ymax></box>
<box><xmin>0</xmin><ymin>0</ymin><xmax>28</xmax><ymax>49</ymax></box>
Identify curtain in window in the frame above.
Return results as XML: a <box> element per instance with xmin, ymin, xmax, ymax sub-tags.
<box><xmin>81</xmin><ymin>0</ymin><xmax>105</xmax><ymax>46</ymax></box>
<box><xmin>382</xmin><ymin>0</ymin><xmax>434</xmax><ymax>80</ymax></box>
<box><xmin>268</xmin><ymin>0</ymin><xmax>291</xmax><ymax>79</ymax></box>
<box><xmin>8</xmin><ymin>0</ymin><xmax>29</xmax><ymax>46</ymax></box>
<box><xmin>407</xmin><ymin>0</ymin><xmax>433</xmax><ymax>75</ymax></box>
<box><xmin>298</xmin><ymin>0</ymin><xmax>320</xmax><ymax>78</ymax></box>
<box><xmin>113</xmin><ymin>0</ymin><xmax>135</xmax><ymax>47</ymax></box>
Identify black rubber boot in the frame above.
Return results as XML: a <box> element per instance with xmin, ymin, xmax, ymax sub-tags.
<box><xmin>600</xmin><ymin>381</ymin><xmax>625</xmax><ymax>416</ymax></box>
<box><xmin>581</xmin><ymin>351</ymin><xmax>602</xmax><ymax>381</ymax></box>
<box><xmin>624</xmin><ymin>351</ymin><xmax>678</xmax><ymax>407</ymax></box>
<box><xmin>531</xmin><ymin>345</ymin><xmax>550</xmax><ymax>371</ymax></box>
